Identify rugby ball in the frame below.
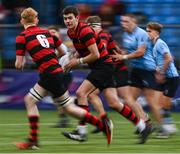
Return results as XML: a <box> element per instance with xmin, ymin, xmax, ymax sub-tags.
<box><xmin>59</xmin><ymin>54</ymin><xmax>70</xmax><ymax>67</ymax></box>
<box><xmin>59</xmin><ymin>53</ymin><xmax>72</xmax><ymax>72</ymax></box>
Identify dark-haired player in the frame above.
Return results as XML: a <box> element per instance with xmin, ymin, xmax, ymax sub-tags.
<box><xmin>14</xmin><ymin>7</ymin><xmax>113</xmax><ymax>150</ymax></box>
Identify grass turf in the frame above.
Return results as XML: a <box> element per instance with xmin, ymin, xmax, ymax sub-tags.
<box><xmin>0</xmin><ymin>109</ymin><xmax>180</xmax><ymax>153</ymax></box>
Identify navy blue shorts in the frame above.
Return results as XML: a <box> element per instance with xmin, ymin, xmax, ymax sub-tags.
<box><xmin>87</xmin><ymin>63</ymin><xmax>116</xmax><ymax>91</ymax></box>
<box><xmin>161</xmin><ymin>77</ymin><xmax>179</xmax><ymax>97</ymax></box>
<box><xmin>38</xmin><ymin>72</ymin><xmax>73</xmax><ymax>98</ymax></box>
<box><xmin>129</xmin><ymin>68</ymin><xmax>161</xmax><ymax>91</ymax></box>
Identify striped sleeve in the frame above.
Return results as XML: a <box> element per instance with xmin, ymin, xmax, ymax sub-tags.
<box><xmin>53</xmin><ymin>35</ymin><xmax>62</xmax><ymax>48</ymax></box>
<box><xmin>16</xmin><ymin>34</ymin><xmax>26</xmax><ymax>56</ymax></box>
<box><xmin>80</xmin><ymin>27</ymin><xmax>96</xmax><ymax>47</ymax></box>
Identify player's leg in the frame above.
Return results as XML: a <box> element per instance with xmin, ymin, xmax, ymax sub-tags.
<box><xmin>103</xmin><ymin>87</ymin><xmax>152</xmax><ymax>144</ymax></box>
<box><xmin>128</xmin><ymin>86</ymin><xmax>153</xmax><ymax>135</ymax></box>
<box><xmin>144</xmin><ymin>88</ymin><xmax>163</xmax><ymax>129</ymax></box>
<box><xmin>157</xmin><ymin>94</ymin><xmax>174</xmax><ymax>138</ymax></box>
<box><xmin>15</xmin><ymin>83</ymin><xmax>48</xmax><ymax>150</ymax></box>
<box><xmin>61</xmin><ymin>79</ymin><xmax>112</xmax><ymax>144</ymax></box>
<box><xmin>73</xmin><ymin>80</ymin><xmax>92</xmax><ymax>138</ymax></box>
<box><xmin>114</xmin><ymin>68</ymin><xmax>148</xmax><ymax>121</ymax></box>
<box><xmin>161</xmin><ymin>96</ymin><xmax>178</xmax><ymax>135</ymax></box>
<box><xmin>89</xmin><ymin>89</ymin><xmax>106</xmax><ymax>116</ymax></box>
<box><xmin>88</xmin><ymin>89</ymin><xmax>107</xmax><ymax>133</ymax></box>
<box><xmin>52</xmin><ymin>104</ymin><xmax>70</xmax><ymax>128</ymax></box>
<box><xmin>126</xmin><ymin>68</ymin><xmax>149</xmax><ymax>122</ymax></box>
<box><xmin>157</xmin><ymin>77</ymin><xmax>179</xmax><ymax>138</ymax></box>
<box><xmin>139</xmin><ymin>70</ymin><xmax>165</xmax><ymax>135</ymax></box>
<box><xmin>54</xmin><ymin>90</ymin><xmax>113</xmax><ymax>145</ymax></box>
<box><xmin>117</xmin><ymin>86</ymin><xmax>148</xmax><ymax>121</ymax></box>
<box><xmin>62</xmin><ymin>79</ymin><xmax>96</xmax><ymax>141</ymax></box>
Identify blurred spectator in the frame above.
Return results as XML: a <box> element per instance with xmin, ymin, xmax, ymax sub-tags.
<box><xmin>113</xmin><ymin>1</ymin><xmax>126</xmax><ymax>15</ymax></box>
<box><xmin>98</xmin><ymin>3</ymin><xmax>115</xmax><ymax>26</ymax></box>
<box><xmin>1</xmin><ymin>0</ymin><xmax>29</xmax><ymax>24</ymax></box>
<box><xmin>98</xmin><ymin>0</ymin><xmax>126</xmax><ymax>27</ymax></box>
<box><xmin>76</xmin><ymin>4</ymin><xmax>92</xmax><ymax>22</ymax></box>
<box><xmin>0</xmin><ymin>3</ymin><xmax>6</xmax><ymax>22</ymax></box>
<box><xmin>133</xmin><ymin>12</ymin><xmax>148</xmax><ymax>25</ymax></box>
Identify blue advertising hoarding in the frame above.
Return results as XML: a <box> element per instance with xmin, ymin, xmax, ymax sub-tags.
<box><xmin>0</xmin><ymin>70</ymin><xmax>180</xmax><ymax>111</ymax></box>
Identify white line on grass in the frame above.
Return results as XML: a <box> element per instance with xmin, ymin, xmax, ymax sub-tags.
<box><xmin>0</xmin><ymin>121</ymin><xmax>180</xmax><ymax>126</ymax></box>
<box><xmin>0</xmin><ymin>153</ymin><xmax>173</xmax><ymax>154</ymax></box>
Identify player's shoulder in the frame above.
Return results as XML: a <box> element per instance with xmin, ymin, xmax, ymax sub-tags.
<box><xmin>156</xmin><ymin>38</ymin><xmax>169</xmax><ymax>48</ymax></box>
<box><xmin>79</xmin><ymin>22</ymin><xmax>93</xmax><ymax>34</ymax></box>
<box><xmin>105</xmin><ymin>30</ymin><xmax>113</xmax><ymax>38</ymax></box>
<box><xmin>16</xmin><ymin>32</ymin><xmax>26</xmax><ymax>43</ymax></box>
<box><xmin>19</xmin><ymin>29</ymin><xmax>26</xmax><ymax>35</ymax></box>
<box><xmin>134</xmin><ymin>27</ymin><xmax>148</xmax><ymax>40</ymax></box>
<box><xmin>16</xmin><ymin>30</ymin><xmax>26</xmax><ymax>39</ymax></box>
<box><xmin>136</xmin><ymin>27</ymin><xmax>147</xmax><ymax>35</ymax></box>
<box><xmin>79</xmin><ymin>22</ymin><xmax>89</xmax><ymax>28</ymax></box>
<box><xmin>157</xmin><ymin>38</ymin><xmax>165</xmax><ymax>44</ymax></box>
<box><xmin>99</xmin><ymin>30</ymin><xmax>111</xmax><ymax>39</ymax></box>
<box><xmin>36</xmin><ymin>27</ymin><xmax>50</xmax><ymax>35</ymax></box>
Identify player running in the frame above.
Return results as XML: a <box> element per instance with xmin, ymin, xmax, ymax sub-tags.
<box><xmin>14</xmin><ymin>7</ymin><xmax>113</xmax><ymax>150</ymax></box>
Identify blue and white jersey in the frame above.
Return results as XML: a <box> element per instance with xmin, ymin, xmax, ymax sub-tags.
<box><xmin>122</xmin><ymin>27</ymin><xmax>156</xmax><ymax>70</ymax></box>
<box><xmin>153</xmin><ymin>38</ymin><xmax>179</xmax><ymax>78</ymax></box>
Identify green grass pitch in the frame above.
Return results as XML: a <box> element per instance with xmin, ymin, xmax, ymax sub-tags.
<box><xmin>0</xmin><ymin>109</ymin><xmax>180</xmax><ymax>153</ymax></box>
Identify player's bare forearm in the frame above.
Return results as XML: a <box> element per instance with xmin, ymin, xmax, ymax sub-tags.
<box><xmin>127</xmin><ymin>45</ymin><xmax>146</xmax><ymax>59</ymax></box>
<box><xmin>15</xmin><ymin>55</ymin><xmax>25</xmax><ymax>70</ymax></box>
<box><xmin>83</xmin><ymin>44</ymin><xmax>99</xmax><ymax>63</ymax></box>
<box><xmin>162</xmin><ymin>53</ymin><xmax>172</xmax><ymax>73</ymax></box>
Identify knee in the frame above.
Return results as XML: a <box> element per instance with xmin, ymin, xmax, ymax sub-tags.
<box><xmin>24</xmin><ymin>94</ymin><xmax>37</xmax><ymax>107</ymax></box>
<box><xmin>123</xmin><ymin>97</ymin><xmax>134</xmax><ymax>106</ymax></box>
<box><xmin>76</xmin><ymin>89</ymin><xmax>87</xmax><ymax>98</ymax></box>
<box><xmin>107</xmin><ymin>97</ymin><xmax>120</xmax><ymax>109</ymax></box>
<box><xmin>24</xmin><ymin>94</ymin><xmax>30</xmax><ymax>104</ymax></box>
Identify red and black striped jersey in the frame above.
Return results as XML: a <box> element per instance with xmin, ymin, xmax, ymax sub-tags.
<box><xmin>52</xmin><ymin>35</ymin><xmax>63</xmax><ymax>48</ymax></box>
<box><xmin>16</xmin><ymin>26</ymin><xmax>63</xmax><ymax>74</ymax></box>
<box><xmin>98</xmin><ymin>30</ymin><xmax>116</xmax><ymax>55</ymax></box>
<box><xmin>99</xmin><ymin>30</ymin><xmax>127</xmax><ymax>71</ymax></box>
<box><xmin>67</xmin><ymin>22</ymin><xmax>112</xmax><ymax>66</ymax></box>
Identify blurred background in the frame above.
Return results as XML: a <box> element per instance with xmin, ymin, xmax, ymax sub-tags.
<box><xmin>0</xmin><ymin>0</ymin><xmax>180</xmax><ymax>110</ymax></box>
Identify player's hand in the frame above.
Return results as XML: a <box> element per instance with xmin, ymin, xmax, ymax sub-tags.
<box><xmin>64</xmin><ymin>58</ymin><xmax>78</xmax><ymax>71</ymax></box>
<box><xmin>110</xmin><ymin>51</ymin><xmax>124</xmax><ymax>61</ymax></box>
<box><xmin>15</xmin><ymin>56</ymin><xmax>25</xmax><ymax>70</ymax></box>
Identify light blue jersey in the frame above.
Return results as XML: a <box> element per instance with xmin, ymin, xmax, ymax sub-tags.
<box><xmin>123</xmin><ymin>27</ymin><xmax>156</xmax><ymax>70</ymax></box>
<box><xmin>153</xmin><ymin>38</ymin><xmax>179</xmax><ymax>78</ymax></box>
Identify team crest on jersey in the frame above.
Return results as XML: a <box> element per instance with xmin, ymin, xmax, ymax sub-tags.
<box><xmin>140</xmin><ymin>37</ymin><xmax>145</xmax><ymax>42</ymax></box>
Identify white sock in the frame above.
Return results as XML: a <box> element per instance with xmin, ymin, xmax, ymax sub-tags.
<box><xmin>77</xmin><ymin>125</ymin><xmax>87</xmax><ymax>135</ymax></box>
<box><xmin>136</xmin><ymin>119</ymin><xmax>146</xmax><ymax>133</ymax></box>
